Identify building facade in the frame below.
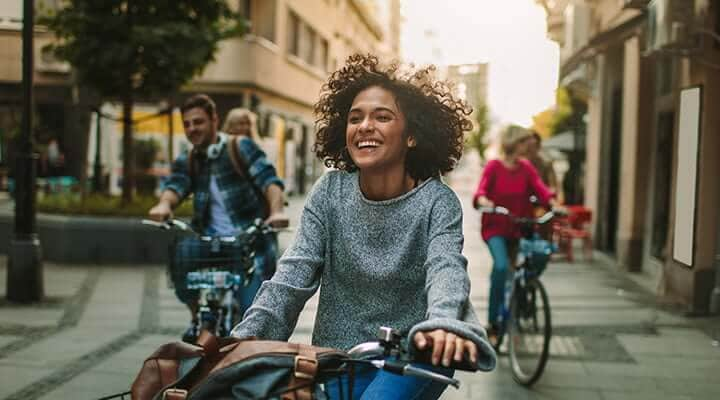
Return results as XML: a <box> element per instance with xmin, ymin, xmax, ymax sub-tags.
<box><xmin>445</xmin><ymin>63</ymin><xmax>489</xmax><ymax>118</ymax></box>
<box><xmin>1</xmin><ymin>0</ymin><xmax>401</xmax><ymax>195</ymax></box>
<box><xmin>180</xmin><ymin>0</ymin><xmax>401</xmax><ymax>195</ymax></box>
<box><xmin>540</xmin><ymin>0</ymin><xmax>720</xmax><ymax>313</ymax></box>
<box><xmin>0</xmin><ymin>1</ymin><xmax>86</xmax><ymax>185</ymax></box>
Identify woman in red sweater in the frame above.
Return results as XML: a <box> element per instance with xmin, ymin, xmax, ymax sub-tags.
<box><xmin>472</xmin><ymin>125</ymin><xmax>555</xmax><ymax>346</ymax></box>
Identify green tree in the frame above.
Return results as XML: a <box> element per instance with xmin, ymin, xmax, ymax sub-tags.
<box><xmin>43</xmin><ymin>1</ymin><xmax>244</xmax><ymax>203</ymax></box>
<box><xmin>551</xmin><ymin>86</ymin><xmax>587</xmax><ymax>136</ymax></box>
<box><xmin>531</xmin><ymin>86</ymin><xmax>587</xmax><ymax>137</ymax></box>
<box><xmin>465</xmin><ymin>103</ymin><xmax>490</xmax><ymax>161</ymax></box>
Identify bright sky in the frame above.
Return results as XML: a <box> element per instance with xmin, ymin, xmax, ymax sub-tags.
<box><xmin>400</xmin><ymin>0</ymin><xmax>559</xmax><ymax>128</ymax></box>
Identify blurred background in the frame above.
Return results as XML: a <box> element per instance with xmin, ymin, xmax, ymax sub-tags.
<box><xmin>0</xmin><ymin>0</ymin><xmax>719</xmax><ymax>321</ymax></box>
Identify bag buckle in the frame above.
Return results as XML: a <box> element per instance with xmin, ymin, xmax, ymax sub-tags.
<box><xmin>293</xmin><ymin>355</ymin><xmax>318</xmax><ymax>380</ymax></box>
<box><xmin>162</xmin><ymin>388</ymin><xmax>188</xmax><ymax>400</ymax></box>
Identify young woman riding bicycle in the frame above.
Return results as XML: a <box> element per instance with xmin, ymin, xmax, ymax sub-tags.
<box><xmin>472</xmin><ymin>125</ymin><xmax>558</xmax><ymax>349</ymax></box>
<box><xmin>230</xmin><ymin>54</ymin><xmax>496</xmax><ymax>399</ymax></box>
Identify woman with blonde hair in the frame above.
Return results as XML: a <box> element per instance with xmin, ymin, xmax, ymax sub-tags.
<box><xmin>223</xmin><ymin>107</ymin><xmax>260</xmax><ymax>141</ymax></box>
<box><xmin>472</xmin><ymin>124</ymin><xmax>556</xmax><ymax>347</ymax></box>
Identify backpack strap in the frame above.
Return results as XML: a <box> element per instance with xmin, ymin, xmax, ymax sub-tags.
<box><xmin>227</xmin><ymin>136</ymin><xmax>271</xmax><ymax>218</ymax></box>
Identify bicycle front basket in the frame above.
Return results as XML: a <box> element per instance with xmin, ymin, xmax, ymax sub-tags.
<box><xmin>168</xmin><ymin>236</ymin><xmax>254</xmax><ymax>290</ymax></box>
<box><xmin>520</xmin><ymin>238</ymin><xmax>555</xmax><ymax>272</ymax></box>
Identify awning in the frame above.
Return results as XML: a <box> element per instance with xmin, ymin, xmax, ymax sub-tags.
<box><xmin>560</xmin><ymin>12</ymin><xmax>646</xmax><ymax>79</ymax></box>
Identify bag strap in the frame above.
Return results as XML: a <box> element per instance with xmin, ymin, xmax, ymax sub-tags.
<box><xmin>227</xmin><ymin>136</ymin><xmax>271</xmax><ymax>218</ymax></box>
<box><xmin>281</xmin><ymin>344</ymin><xmax>318</xmax><ymax>400</ymax></box>
<box><xmin>156</xmin><ymin>332</ymin><xmax>235</xmax><ymax>400</ymax></box>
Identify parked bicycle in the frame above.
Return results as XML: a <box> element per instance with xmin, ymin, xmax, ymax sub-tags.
<box><xmin>142</xmin><ymin>218</ymin><xmax>283</xmax><ymax>341</ymax></box>
<box><xmin>478</xmin><ymin>205</ymin><xmax>558</xmax><ymax>386</ymax></box>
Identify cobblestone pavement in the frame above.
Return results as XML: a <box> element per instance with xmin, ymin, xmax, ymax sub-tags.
<box><xmin>1</xmin><ymin>157</ymin><xmax>719</xmax><ymax>399</ymax></box>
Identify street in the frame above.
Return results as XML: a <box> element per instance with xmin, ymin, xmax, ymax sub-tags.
<box><xmin>0</xmin><ymin>156</ymin><xmax>719</xmax><ymax>400</ymax></box>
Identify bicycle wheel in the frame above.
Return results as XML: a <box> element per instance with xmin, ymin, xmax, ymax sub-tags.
<box><xmin>508</xmin><ymin>278</ymin><xmax>551</xmax><ymax>386</ymax></box>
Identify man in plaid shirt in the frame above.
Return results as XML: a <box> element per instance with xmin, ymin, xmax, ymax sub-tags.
<box><xmin>149</xmin><ymin>94</ymin><xmax>286</xmax><ymax>342</ymax></box>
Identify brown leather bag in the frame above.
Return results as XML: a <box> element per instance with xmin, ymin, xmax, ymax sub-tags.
<box><xmin>130</xmin><ymin>331</ymin><xmax>348</xmax><ymax>400</ymax></box>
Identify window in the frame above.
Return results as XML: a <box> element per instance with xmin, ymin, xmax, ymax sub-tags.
<box><xmin>298</xmin><ymin>22</ymin><xmax>315</xmax><ymax>65</ymax></box>
<box><xmin>239</xmin><ymin>0</ymin><xmax>251</xmax><ymax>19</ymax></box>
<box><xmin>254</xmin><ymin>0</ymin><xmax>276</xmax><ymax>43</ymax></box>
<box><xmin>317</xmin><ymin>38</ymin><xmax>329</xmax><ymax>71</ymax></box>
<box><xmin>287</xmin><ymin>12</ymin><xmax>300</xmax><ymax>56</ymax></box>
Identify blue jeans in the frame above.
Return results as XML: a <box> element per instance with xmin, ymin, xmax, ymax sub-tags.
<box><xmin>486</xmin><ymin>236</ymin><xmax>516</xmax><ymax>325</ymax></box>
<box><xmin>324</xmin><ymin>358</ymin><xmax>454</xmax><ymax>400</ymax></box>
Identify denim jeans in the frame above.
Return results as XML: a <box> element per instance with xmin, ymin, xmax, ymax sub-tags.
<box><xmin>324</xmin><ymin>358</ymin><xmax>454</xmax><ymax>400</ymax></box>
<box><xmin>486</xmin><ymin>235</ymin><xmax>516</xmax><ymax>325</ymax></box>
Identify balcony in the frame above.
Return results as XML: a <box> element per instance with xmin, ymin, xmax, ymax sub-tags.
<box><xmin>195</xmin><ymin>35</ymin><xmax>326</xmax><ymax>107</ymax></box>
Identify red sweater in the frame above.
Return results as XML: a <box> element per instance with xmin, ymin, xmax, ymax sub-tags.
<box><xmin>472</xmin><ymin>158</ymin><xmax>554</xmax><ymax>241</ymax></box>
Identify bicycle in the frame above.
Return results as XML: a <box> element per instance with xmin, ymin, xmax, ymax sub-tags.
<box><xmin>95</xmin><ymin>326</ymin><xmax>478</xmax><ymax>400</ymax></box>
<box><xmin>142</xmin><ymin>218</ymin><xmax>282</xmax><ymax>341</ymax></box>
<box><xmin>478</xmin><ymin>205</ymin><xmax>558</xmax><ymax>386</ymax></box>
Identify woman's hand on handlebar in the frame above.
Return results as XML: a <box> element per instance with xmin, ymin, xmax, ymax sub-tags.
<box><xmin>413</xmin><ymin>329</ymin><xmax>478</xmax><ymax>367</ymax></box>
<box><xmin>473</xmin><ymin>196</ymin><xmax>494</xmax><ymax>210</ymax></box>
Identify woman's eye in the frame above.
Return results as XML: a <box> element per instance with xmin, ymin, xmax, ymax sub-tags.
<box><xmin>348</xmin><ymin>116</ymin><xmax>361</xmax><ymax>124</ymax></box>
<box><xmin>377</xmin><ymin>115</ymin><xmax>391</xmax><ymax>122</ymax></box>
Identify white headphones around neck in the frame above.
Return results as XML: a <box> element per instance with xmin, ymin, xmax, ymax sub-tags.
<box><xmin>205</xmin><ymin>132</ymin><xmax>228</xmax><ymax>160</ymax></box>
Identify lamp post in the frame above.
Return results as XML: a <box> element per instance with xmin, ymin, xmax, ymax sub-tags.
<box><xmin>93</xmin><ymin>109</ymin><xmax>103</xmax><ymax>192</ymax></box>
<box><xmin>7</xmin><ymin>0</ymin><xmax>43</xmax><ymax>302</ymax></box>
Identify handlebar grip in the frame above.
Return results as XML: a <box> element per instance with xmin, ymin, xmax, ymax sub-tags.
<box><xmin>141</xmin><ymin>219</ymin><xmax>168</xmax><ymax>228</ymax></box>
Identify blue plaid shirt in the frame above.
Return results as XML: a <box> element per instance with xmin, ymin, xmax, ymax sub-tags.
<box><xmin>163</xmin><ymin>134</ymin><xmax>284</xmax><ymax>234</ymax></box>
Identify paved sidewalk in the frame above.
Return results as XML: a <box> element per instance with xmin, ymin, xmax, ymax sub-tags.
<box><xmin>1</xmin><ymin>159</ymin><xmax>719</xmax><ymax>399</ymax></box>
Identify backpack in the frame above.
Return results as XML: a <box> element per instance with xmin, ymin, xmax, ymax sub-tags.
<box><xmin>130</xmin><ymin>331</ymin><xmax>348</xmax><ymax>400</ymax></box>
<box><xmin>188</xmin><ymin>136</ymin><xmax>270</xmax><ymax>218</ymax></box>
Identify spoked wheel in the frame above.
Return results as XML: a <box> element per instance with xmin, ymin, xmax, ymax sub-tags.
<box><xmin>508</xmin><ymin>278</ymin><xmax>551</xmax><ymax>386</ymax></box>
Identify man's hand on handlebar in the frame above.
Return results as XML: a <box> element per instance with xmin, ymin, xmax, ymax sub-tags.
<box><xmin>413</xmin><ymin>329</ymin><xmax>478</xmax><ymax>367</ymax></box>
<box><xmin>148</xmin><ymin>202</ymin><xmax>173</xmax><ymax>222</ymax></box>
<box><xmin>264</xmin><ymin>212</ymin><xmax>290</xmax><ymax>229</ymax></box>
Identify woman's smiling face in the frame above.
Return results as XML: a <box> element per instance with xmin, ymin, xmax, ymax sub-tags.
<box><xmin>346</xmin><ymin>85</ymin><xmax>413</xmax><ymax>173</ymax></box>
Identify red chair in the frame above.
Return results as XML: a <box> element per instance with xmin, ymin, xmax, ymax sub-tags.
<box><xmin>553</xmin><ymin>205</ymin><xmax>593</xmax><ymax>262</ymax></box>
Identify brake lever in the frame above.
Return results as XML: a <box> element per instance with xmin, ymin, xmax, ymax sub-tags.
<box><xmin>367</xmin><ymin>359</ymin><xmax>460</xmax><ymax>389</ymax></box>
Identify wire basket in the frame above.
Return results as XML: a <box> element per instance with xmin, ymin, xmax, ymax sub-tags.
<box><xmin>168</xmin><ymin>236</ymin><xmax>254</xmax><ymax>290</ymax></box>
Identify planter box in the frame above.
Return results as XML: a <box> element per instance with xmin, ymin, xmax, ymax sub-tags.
<box><xmin>0</xmin><ymin>213</ymin><xmax>176</xmax><ymax>264</ymax></box>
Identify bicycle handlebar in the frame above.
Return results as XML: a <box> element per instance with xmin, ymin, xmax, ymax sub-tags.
<box><xmin>141</xmin><ymin>218</ymin><xmax>291</xmax><ymax>239</ymax></box>
<box><xmin>344</xmin><ymin>326</ymin><xmax>479</xmax><ymax>389</ymax></box>
<box><xmin>477</xmin><ymin>206</ymin><xmax>558</xmax><ymax>225</ymax></box>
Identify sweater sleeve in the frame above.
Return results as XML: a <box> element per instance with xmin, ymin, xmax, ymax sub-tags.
<box><xmin>230</xmin><ymin>174</ymin><xmax>327</xmax><ymax>340</ymax></box>
<box><xmin>424</xmin><ymin>189</ymin><xmax>470</xmax><ymax>320</ymax></box>
<box><xmin>472</xmin><ymin>160</ymin><xmax>496</xmax><ymax>204</ymax></box>
<box><xmin>410</xmin><ymin>188</ymin><xmax>497</xmax><ymax>371</ymax></box>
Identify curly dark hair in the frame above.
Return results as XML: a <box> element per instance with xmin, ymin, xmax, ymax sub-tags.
<box><xmin>313</xmin><ymin>54</ymin><xmax>473</xmax><ymax>180</ymax></box>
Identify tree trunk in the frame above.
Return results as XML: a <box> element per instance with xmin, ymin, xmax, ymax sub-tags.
<box><xmin>121</xmin><ymin>94</ymin><xmax>135</xmax><ymax>204</ymax></box>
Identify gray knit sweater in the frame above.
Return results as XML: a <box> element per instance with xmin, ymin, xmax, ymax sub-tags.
<box><xmin>231</xmin><ymin>171</ymin><xmax>496</xmax><ymax>371</ymax></box>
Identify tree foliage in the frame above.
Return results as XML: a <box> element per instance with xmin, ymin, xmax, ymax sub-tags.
<box><xmin>464</xmin><ymin>103</ymin><xmax>490</xmax><ymax>160</ymax></box>
<box><xmin>42</xmin><ymin>0</ymin><xmax>244</xmax><ymax>202</ymax></box>
<box><xmin>44</xmin><ymin>1</ymin><xmax>243</xmax><ymax>99</ymax></box>
<box><xmin>531</xmin><ymin>86</ymin><xmax>587</xmax><ymax>138</ymax></box>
